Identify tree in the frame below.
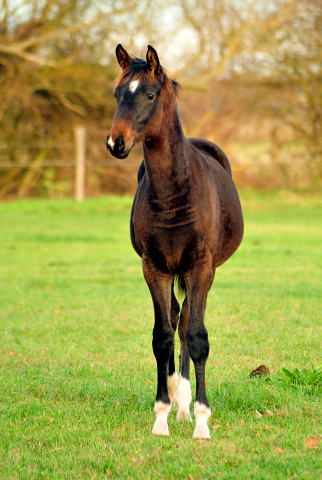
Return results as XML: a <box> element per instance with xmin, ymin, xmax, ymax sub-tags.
<box><xmin>0</xmin><ymin>0</ymin><xmax>145</xmax><ymax>196</ymax></box>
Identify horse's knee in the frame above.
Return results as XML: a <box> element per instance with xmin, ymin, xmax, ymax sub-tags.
<box><xmin>152</xmin><ymin>327</ymin><xmax>174</xmax><ymax>362</ymax></box>
<box><xmin>186</xmin><ymin>324</ymin><xmax>209</xmax><ymax>364</ymax></box>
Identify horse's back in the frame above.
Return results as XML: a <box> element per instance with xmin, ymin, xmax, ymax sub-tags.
<box><xmin>188</xmin><ymin>138</ymin><xmax>232</xmax><ymax>178</ymax></box>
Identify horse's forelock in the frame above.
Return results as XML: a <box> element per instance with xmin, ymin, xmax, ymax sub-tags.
<box><xmin>116</xmin><ymin>60</ymin><xmax>182</xmax><ymax>98</ymax></box>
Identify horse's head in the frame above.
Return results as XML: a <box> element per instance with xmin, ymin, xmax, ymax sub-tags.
<box><xmin>106</xmin><ymin>44</ymin><xmax>181</xmax><ymax>159</ymax></box>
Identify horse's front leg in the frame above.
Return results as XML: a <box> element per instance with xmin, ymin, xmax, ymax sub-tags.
<box><xmin>185</xmin><ymin>260</ymin><xmax>215</xmax><ymax>439</ymax></box>
<box><xmin>142</xmin><ymin>255</ymin><xmax>174</xmax><ymax>436</ymax></box>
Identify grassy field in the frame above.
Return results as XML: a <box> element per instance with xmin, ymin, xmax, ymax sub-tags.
<box><xmin>0</xmin><ymin>190</ymin><xmax>321</xmax><ymax>480</ymax></box>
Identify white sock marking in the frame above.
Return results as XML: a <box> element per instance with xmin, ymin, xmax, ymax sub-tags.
<box><xmin>174</xmin><ymin>376</ymin><xmax>192</xmax><ymax>422</ymax></box>
<box><xmin>167</xmin><ymin>372</ymin><xmax>179</xmax><ymax>404</ymax></box>
<box><xmin>129</xmin><ymin>80</ymin><xmax>139</xmax><ymax>93</ymax></box>
<box><xmin>108</xmin><ymin>137</ymin><xmax>115</xmax><ymax>149</ymax></box>
<box><xmin>152</xmin><ymin>401</ymin><xmax>171</xmax><ymax>436</ymax></box>
<box><xmin>193</xmin><ymin>401</ymin><xmax>211</xmax><ymax>439</ymax></box>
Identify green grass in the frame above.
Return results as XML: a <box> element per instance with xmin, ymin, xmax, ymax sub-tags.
<box><xmin>0</xmin><ymin>190</ymin><xmax>321</xmax><ymax>479</ymax></box>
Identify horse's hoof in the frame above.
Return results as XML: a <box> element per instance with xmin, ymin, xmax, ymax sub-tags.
<box><xmin>152</xmin><ymin>421</ymin><xmax>169</xmax><ymax>436</ymax></box>
<box><xmin>152</xmin><ymin>401</ymin><xmax>171</xmax><ymax>435</ymax></box>
<box><xmin>192</xmin><ymin>424</ymin><xmax>211</xmax><ymax>439</ymax></box>
<box><xmin>193</xmin><ymin>401</ymin><xmax>211</xmax><ymax>439</ymax></box>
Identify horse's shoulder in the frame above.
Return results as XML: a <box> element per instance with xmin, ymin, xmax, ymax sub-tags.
<box><xmin>188</xmin><ymin>138</ymin><xmax>232</xmax><ymax>178</ymax></box>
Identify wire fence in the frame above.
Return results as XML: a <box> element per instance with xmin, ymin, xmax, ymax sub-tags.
<box><xmin>1</xmin><ymin>127</ymin><xmax>321</xmax><ymax>199</ymax></box>
<box><xmin>0</xmin><ymin>126</ymin><xmax>142</xmax><ymax>201</ymax></box>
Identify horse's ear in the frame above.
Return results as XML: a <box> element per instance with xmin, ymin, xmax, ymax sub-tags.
<box><xmin>116</xmin><ymin>44</ymin><xmax>132</xmax><ymax>70</ymax></box>
<box><xmin>146</xmin><ymin>45</ymin><xmax>160</xmax><ymax>76</ymax></box>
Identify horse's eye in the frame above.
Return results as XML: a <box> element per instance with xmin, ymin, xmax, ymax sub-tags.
<box><xmin>148</xmin><ymin>94</ymin><xmax>155</xmax><ymax>100</ymax></box>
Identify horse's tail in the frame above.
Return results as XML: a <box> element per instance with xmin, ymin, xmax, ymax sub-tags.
<box><xmin>175</xmin><ymin>273</ymin><xmax>187</xmax><ymax>299</ymax></box>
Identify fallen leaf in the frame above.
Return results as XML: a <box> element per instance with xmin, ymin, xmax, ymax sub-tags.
<box><xmin>265</xmin><ymin>409</ymin><xmax>273</xmax><ymax>416</ymax></box>
<box><xmin>109</xmin><ymin>447</ymin><xmax>115</xmax><ymax>454</ymax></box>
<box><xmin>213</xmin><ymin>424</ymin><xmax>221</xmax><ymax>429</ymax></box>
<box><xmin>250</xmin><ymin>365</ymin><xmax>270</xmax><ymax>377</ymax></box>
<box><xmin>264</xmin><ymin>425</ymin><xmax>269</xmax><ymax>431</ymax></box>
<box><xmin>255</xmin><ymin>431</ymin><xmax>260</xmax><ymax>437</ymax></box>
<box><xmin>205</xmin><ymin>381</ymin><xmax>209</xmax><ymax>386</ymax></box>
<box><xmin>9</xmin><ymin>351</ymin><xmax>15</xmax><ymax>356</ymax></box>
<box><xmin>255</xmin><ymin>410</ymin><xmax>263</xmax><ymax>417</ymax></box>
<box><xmin>49</xmin><ymin>418</ymin><xmax>55</xmax><ymax>423</ymax></box>
<box><xmin>305</xmin><ymin>437</ymin><xmax>319</xmax><ymax>449</ymax></box>
<box><xmin>239</xmin><ymin>420</ymin><xmax>244</xmax><ymax>426</ymax></box>
<box><xmin>275</xmin><ymin>447</ymin><xmax>283</xmax><ymax>453</ymax></box>
<box><xmin>54</xmin><ymin>310</ymin><xmax>61</xmax><ymax>314</ymax></box>
<box><xmin>148</xmin><ymin>446</ymin><xmax>162</xmax><ymax>457</ymax></box>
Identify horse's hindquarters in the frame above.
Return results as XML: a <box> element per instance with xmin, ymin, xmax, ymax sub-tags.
<box><xmin>210</xmin><ymin>170</ymin><xmax>244</xmax><ymax>268</ymax></box>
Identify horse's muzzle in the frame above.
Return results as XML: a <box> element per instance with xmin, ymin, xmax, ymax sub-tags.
<box><xmin>106</xmin><ymin>134</ymin><xmax>130</xmax><ymax>159</ymax></box>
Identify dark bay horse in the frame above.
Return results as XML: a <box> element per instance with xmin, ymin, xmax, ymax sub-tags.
<box><xmin>106</xmin><ymin>45</ymin><xmax>244</xmax><ymax>438</ymax></box>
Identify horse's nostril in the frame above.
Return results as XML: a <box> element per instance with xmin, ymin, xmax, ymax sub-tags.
<box><xmin>115</xmin><ymin>135</ymin><xmax>125</xmax><ymax>153</ymax></box>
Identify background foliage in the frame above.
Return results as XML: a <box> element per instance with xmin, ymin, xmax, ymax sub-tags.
<box><xmin>1</xmin><ymin>0</ymin><xmax>322</xmax><ymax>197</ymax></box>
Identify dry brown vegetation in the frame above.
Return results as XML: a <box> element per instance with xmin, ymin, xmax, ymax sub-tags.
<box><xmin>0</xmin><ymin>0</ymin><xmax>321</xmax><ymax>198</ymax></box>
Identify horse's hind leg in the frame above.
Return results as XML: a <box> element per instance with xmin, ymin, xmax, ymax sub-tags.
<box><xmin>167</xmin><ymin>284</ymin><xmax>180</xmax><ymax>402</ymax></box>
<box><xmin>186</xmin><ymin>262</ymin><xmax>214</xmax><ymax>439</ymax></box>
<box><xmin>142</xmin><ymin>255</ymin><xmax>174</xmax><ymax>436</ymax></box>
<box><xmin>174</xmin><ymin>297</ymin><xmax>192</xmax><ymax>422</ymax></box>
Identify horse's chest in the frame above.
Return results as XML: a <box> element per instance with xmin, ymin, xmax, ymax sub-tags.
<box><xmin>133</xmin><ymin>206</ymin><xmax>208</xmax><ymax>273</ymax></box>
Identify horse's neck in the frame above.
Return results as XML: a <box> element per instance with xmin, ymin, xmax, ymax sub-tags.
<box><xmin>142</xmin><ymin>103</ymin><xmax>190</xmax><ymax>198</ymax></box>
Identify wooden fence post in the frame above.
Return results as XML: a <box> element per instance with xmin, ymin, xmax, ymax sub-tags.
<box><xmin>74</xmin><ymin>126</ymin><xmax>86</xmax><ymax>202</ymax></box>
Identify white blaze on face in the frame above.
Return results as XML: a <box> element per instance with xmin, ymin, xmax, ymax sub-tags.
<box><xmin>129</xmin><ymin>80</ymin><xmax>139</xmax><ymax>93</ymax></box>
